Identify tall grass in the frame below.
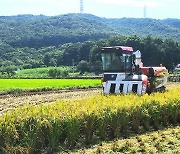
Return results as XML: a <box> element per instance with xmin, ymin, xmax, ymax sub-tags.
<box><xmin>0</xmin><ymin>88</ymin><xmax>179</xmax><ymax>153</ymax></box>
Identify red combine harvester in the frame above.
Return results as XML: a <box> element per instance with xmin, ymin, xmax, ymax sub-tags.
<box><xmin>101</xmin><ymin>46</ymin><xmax>168</xmax><ymax>95</ymax></box>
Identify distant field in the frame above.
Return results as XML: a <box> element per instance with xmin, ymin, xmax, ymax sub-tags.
<box><xmin>0</xmin><ymin>79</ymin><xmax>101</xmax><ymax>92</ymax></box>
<box><xmin>15</xmin><ymin>67</ymin><xmax>72</xmax><ymax>78</ymax></box>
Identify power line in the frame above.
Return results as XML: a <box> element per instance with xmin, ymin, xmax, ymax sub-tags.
<box><xmin>80</xmin><ymin>0</ymin><xmax>84</xmax><ymax>14</ymax></box>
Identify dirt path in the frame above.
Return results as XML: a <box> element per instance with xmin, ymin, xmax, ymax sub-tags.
<box><xmin>0</xmin><ymin>88</ymin><xmax>102</xmax><ymax>115</ymax></box>
<box><xmin>0</xmin><ymin>82</ymin><xmax>179</xmax><ymax>115</ymax></box>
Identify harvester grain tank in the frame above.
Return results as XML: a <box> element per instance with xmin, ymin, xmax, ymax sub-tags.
<box><xmin>100</xmin><ymin>46</ymin><xmax>168</xmax><ymax>95</ymax></box>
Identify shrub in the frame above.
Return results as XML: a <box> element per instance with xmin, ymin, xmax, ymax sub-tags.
<box><xmin>48</xmin><ymin>68</ymin><xmax>69</xmax><ymax>78</ymax></box>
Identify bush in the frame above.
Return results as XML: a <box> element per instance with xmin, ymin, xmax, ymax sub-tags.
<box><xmin>0</xmin><ymin>66</ymin><xmax>16</xmax><ymax>78</ymax></box>
<box><xmin>48</xmin><ymin>68</ymin><xmax>69</xmax><ymax>78</ymax></box>
<box><xmin>77</xmin><ymin>60</ymin><xmax>90</xmax><ymax>75</ymax></box>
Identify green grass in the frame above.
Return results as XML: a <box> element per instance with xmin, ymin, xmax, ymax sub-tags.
<box><xmin>0</xmin><ymin>79</ymin><xmax>101</xmax><ymax>92</ymax></box>
<box><xmin>15</xmin><ymin>66</ymin><xmax>71</xmax><ymax>78</ymax></box>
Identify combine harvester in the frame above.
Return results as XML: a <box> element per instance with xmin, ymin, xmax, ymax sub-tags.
<box><xmin>100</xmin><ymin>46</ymin><xmax>168</xmax><ymax>95</ymax></box>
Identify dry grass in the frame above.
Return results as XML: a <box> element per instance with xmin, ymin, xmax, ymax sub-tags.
<box><xmin>0</xmin><ymin>87</ymin><xmax>179</xmax><ymax>153</ymax></box>
<box><xmin>72</xmin><ymin>126</ymin><xmax>180</xmax><ymax>154</ymax></box>
<box><xmin>0</xmin><ymin>88</ymin><xmax>101</xmax><ymax>115</ymax></box>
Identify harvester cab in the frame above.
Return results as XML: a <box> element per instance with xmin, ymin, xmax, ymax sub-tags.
<box><xmin>101</xmin><ymin>46</ymin><xmax>168</xmax><ymax>95</ymax></box>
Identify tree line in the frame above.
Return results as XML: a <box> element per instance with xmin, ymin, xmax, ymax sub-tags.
<box><xmin>0</xmin><ymin>35</ymin><xmax>179</xmax><ymax>76</ymax></box>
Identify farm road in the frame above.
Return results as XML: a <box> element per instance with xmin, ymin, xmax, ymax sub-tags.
<box><xmin>0</xmin><ymin>88</ymin><xmax>102</xmax><ymax>115</ymax></box>
<box><xmin>0</xmin><ymin>82</ymin><xmax>179</xmax><ymax>115</ymax></box>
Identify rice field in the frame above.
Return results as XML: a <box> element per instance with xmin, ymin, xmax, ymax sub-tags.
<box><xmin>0</xmin><ymin>87</ymin><xmax>179</xmax><ymax>153</ymax></box>
<box><xmin>0</xmin><ymin>79</ymin><xmax>101</xmax><ymax>92</ymax></box>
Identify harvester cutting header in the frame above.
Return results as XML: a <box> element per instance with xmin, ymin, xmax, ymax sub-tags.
<box><xmin>101</xmin><ymin>46</ymin><xmax>168</xmax><ymax>95</ymax></box>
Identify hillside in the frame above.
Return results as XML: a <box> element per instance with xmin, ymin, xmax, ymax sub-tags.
<box><xmin>0</xmin><ymin>14</ymin><xmax>114</xmax><ymax>48</ymax></box>
<box><xmin>0</xmin><ymin>13</ymin><xmax>180</xmax><ymax>49</ymax></box>
<box><xmin>0</xmin><ymin>13</ymin><xmax>179</xmax><ymax>72</ymax></box>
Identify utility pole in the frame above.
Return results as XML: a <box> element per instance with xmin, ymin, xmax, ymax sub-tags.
<box><xmin>144</xmin><ymin>5</ymin><xmax>147</xmax><ymax>18</ymax></box>
<box><xmin>72</xmin><ymin>59</ymin><xmax>74</xmax><ymax>74</ymax></box>
<box><xmin>80</xmin><ymin>0</ymin><xmax>83</xmax><ymax>14</ymax></box>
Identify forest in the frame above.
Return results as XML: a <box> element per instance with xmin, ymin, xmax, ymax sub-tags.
<box><xmin>0</xmin><ymin>13</ymin><xmax>180</xmax><ymax>75</ymax></box>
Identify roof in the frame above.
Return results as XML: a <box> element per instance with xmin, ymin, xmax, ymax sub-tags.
<box><xmin>101</xmin><ymin>46</ymin><xmax>133</xmax><ymax>52</ymax></box>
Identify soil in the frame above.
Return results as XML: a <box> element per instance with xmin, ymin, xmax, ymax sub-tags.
<box><xmin>0</xmin><ymin>82</ymin><xmax>179</xmax><ymax>115</ymax></box>
<box><xmin>0</xmin><ymin>88</ymin><xmax>102</xmax><ymax>115</ymax></box>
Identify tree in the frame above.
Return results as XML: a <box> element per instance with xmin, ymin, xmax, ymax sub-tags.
<box><xmin>43</xmin><ymin>53</ymin><xmax>51</xmax><ymax>66</ymax></box>
<box><xmin>48</xmin><ymin>68</ymin><xmax>69</xmax><ymax>78</ymax></box>
<box><xmin>77</xmin><ymin>60</ymin><xmax>90</xmax><ymax>74</ymax></box>
<box><xmin>90</xmin><ymin>61</ymin><xmax>102</xmax><ymax>75</ymax></box>
<box><xmin>6</xmin><ymin>66</ymin><xmax>16</xmax><ymax>77</ymax></box>
<box><xmin>48</xmin><ymin>68</ymin><xmax>60</xmax><ymax>78</ymax></box>
<box><xmin>0</xmin><ymin>66</ymin><xmax>16</xmax><ymax>78</ymax></box>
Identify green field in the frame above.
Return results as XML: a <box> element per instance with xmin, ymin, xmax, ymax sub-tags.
<box><xmin>0</xmin><ymin>79</ymin><xmax>101</xmax><ymax>92</ymax></box>
<box><xmin>15</xmin><ymin>66</ymin><xmax>72</xmax><ymax>78</ymax></box>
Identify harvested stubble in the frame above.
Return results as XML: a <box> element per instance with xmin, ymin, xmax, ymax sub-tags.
<box><xmin>0</xmin><ymin>88</ymin><xmax>179</xmax><ymax>153</ymax></box>
<box><xmin>74</xmin><ymin>126</ymin><xmax>180</xmax><ymax>154</ymax></box>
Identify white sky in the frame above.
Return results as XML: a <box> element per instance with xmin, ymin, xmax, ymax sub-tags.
<box><xmin>0</xmin><ymin>0</ymin><xmax>179</xmax><ymax>19</ymax></box>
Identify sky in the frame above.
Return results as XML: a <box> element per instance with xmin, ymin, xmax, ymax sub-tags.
<box><xmin>0</xmin><ymin>0</ymin><xmax>179</xmax><ymax>19</ymax></box>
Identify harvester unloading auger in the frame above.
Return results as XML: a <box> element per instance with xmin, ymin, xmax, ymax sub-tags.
<box><xmin>100</xmin><ymin>46</ymin><xmax>168</xmax><ymax>95</ymax></box>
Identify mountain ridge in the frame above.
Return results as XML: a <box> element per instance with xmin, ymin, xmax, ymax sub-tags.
<box><xmin>0</xmin><ymin>13</ymin><xmax>180</xmax><ymax>49</ymax></box>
